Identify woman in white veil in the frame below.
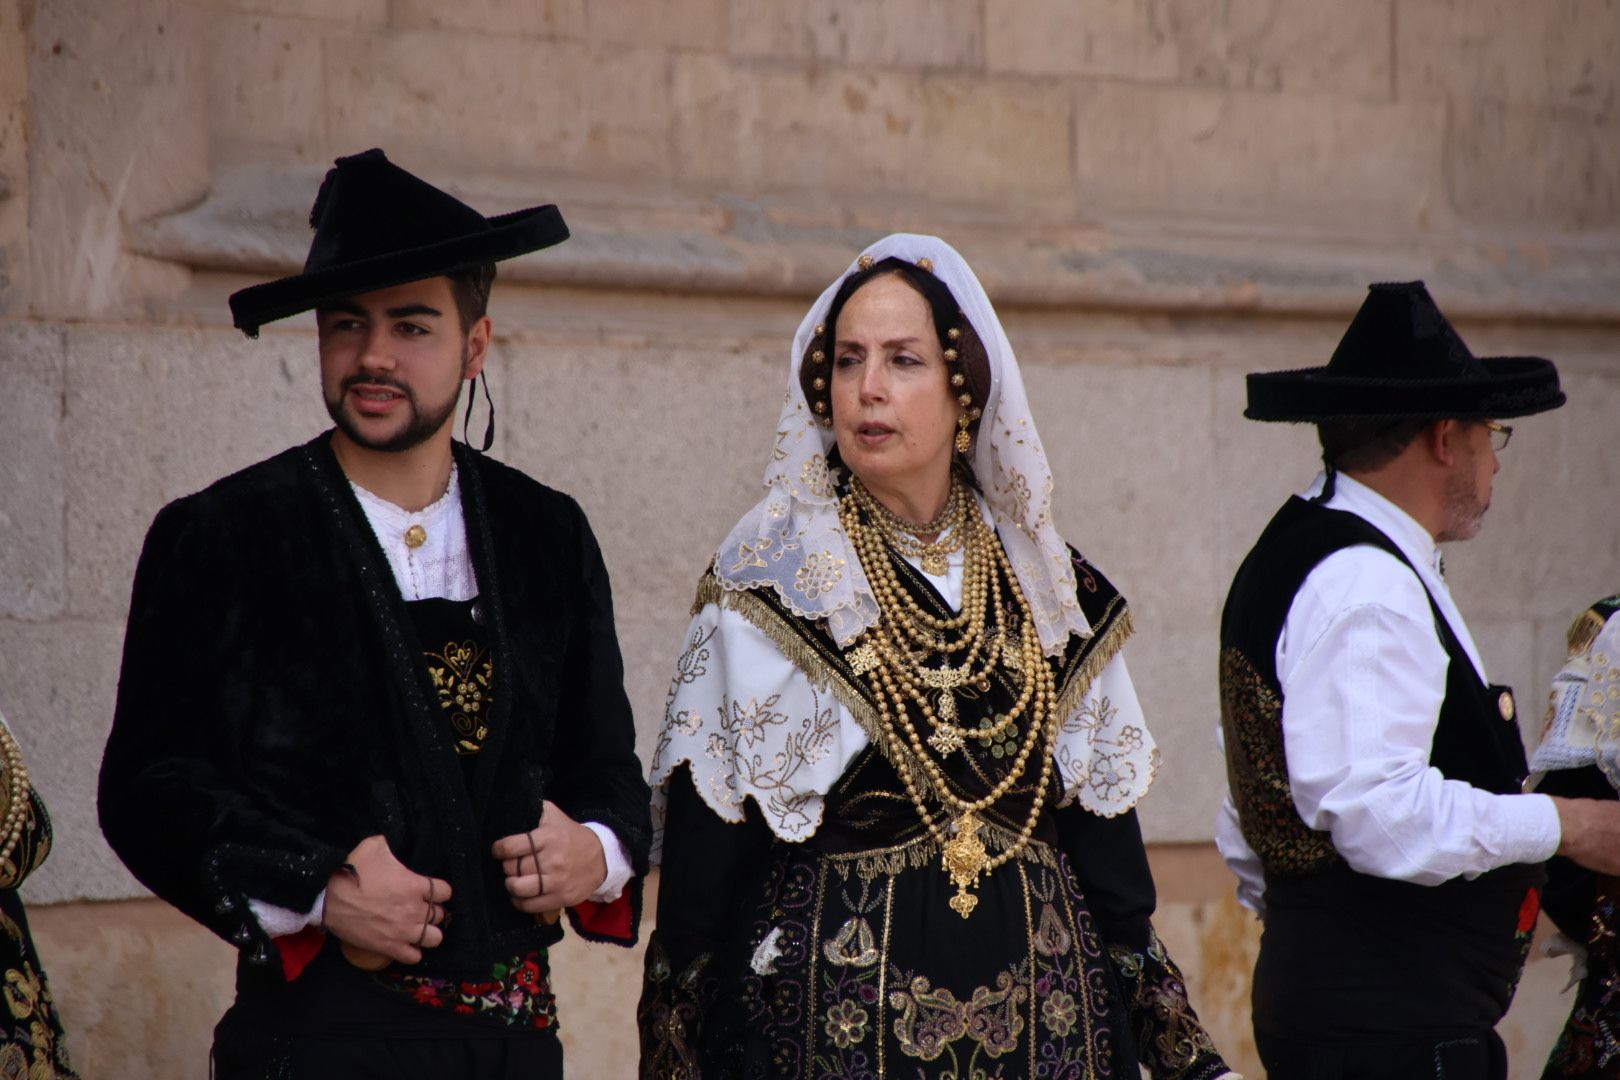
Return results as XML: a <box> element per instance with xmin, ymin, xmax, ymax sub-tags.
<box><xmin>638</xmin><ymin>235</ymin><xmax>1235</xmax><ymax>1079</ymax></box>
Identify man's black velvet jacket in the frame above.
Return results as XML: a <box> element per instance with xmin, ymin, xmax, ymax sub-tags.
<box><xmin>99</xmin><ymin>434</ymin><xmax>651</xmax><ymax>979</ymax></box>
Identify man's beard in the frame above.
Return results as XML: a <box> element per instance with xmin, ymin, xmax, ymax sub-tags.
<box><xmin>325</xmin><ymin>356</ymin><xmax>466</xmax><ymax>453</ymax></box>
<box><xmin>1436</xmin><ymin>461</ymin><xmax>1488</xmax><ymax>543</ymax></box>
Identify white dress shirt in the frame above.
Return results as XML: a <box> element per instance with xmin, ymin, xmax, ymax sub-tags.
<box><xmin>1216</xmin><ymin>471</ymin><xmax>1561</xmax><ymax>914</ymax></box>
<box><xmin>250</xmin><ymin>466</ymin><xmax>632</xmax><ymax>937</ymax></box>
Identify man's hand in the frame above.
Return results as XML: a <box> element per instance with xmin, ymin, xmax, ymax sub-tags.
<box><xmin>491</xmin><ymin>800</ymin><xmax>607</xmax><ymax>916</ymax></box>
<box><xmin>1552</xmin><ymin>797</ymin><xmax>1620</xmax><ymax>876</ymax></box>
<box><xmin>322</xmin><ymin>834</ymin><xmax>452</xmax><ymax>966</ymax></box>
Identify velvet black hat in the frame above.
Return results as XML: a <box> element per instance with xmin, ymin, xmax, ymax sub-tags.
<box><xmin>1245</xmin><ymin>281</ymin><xmax>1565</xmax><ymax>422</ymax></box>
<box><xmin>228</xmin><ymin>149</ymin><xmax>569</xmax><ymax>337</ymax></box>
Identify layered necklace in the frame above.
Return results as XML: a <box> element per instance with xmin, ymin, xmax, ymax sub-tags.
<box><xmin>841</xmin><ymin>476</ymin><xmax>1059</xmax><ymax>918</ymax></box>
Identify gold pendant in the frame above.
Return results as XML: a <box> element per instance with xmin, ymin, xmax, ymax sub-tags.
<box><xmin>922</xmin><ymin>551</ymin><xmax>948</xmax><ymax>575</ymax></box>
<box><xmin>942</xmin><ymin>813</ymin><xmax>987</xmax><ymax>919</ymax></box>
<box><xmin>928</xmin><ymin>725</ymin><xmax>964</xmax><ymax>756</ymax></box>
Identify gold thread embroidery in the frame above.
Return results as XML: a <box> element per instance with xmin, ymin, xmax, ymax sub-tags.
<box><xmin>1220</xmin><ymin>646</ymin><xmax>1341</xmax><ymax>875</ymax></box>
<box><xmin>425</xmin><ymin>639</ymin><xmax>493</xmax><ymax>755</ymax></box>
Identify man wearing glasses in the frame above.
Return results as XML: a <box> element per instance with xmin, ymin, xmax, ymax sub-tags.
<box><xmin>1214</xmin><ymin>281</ymin><xmax>1620</xmax><ymax>1079</ymax></box>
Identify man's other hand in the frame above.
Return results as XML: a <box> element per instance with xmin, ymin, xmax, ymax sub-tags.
<box><xmin>492</xmin><ymin>800</ymin><xmax>607</xmax><ymax>916</ymax></box>
<box><xmin>322</xmin><ymin>834</ymin><xmax>451</xmax><ymax>965</ymax></box>
<box><xmin>1553</xmin><ymin>797</ymin><xmax>1620</xmax><ymax>876</ymax></box>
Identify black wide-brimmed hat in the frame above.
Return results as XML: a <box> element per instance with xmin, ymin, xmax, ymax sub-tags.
<box><xmin>1245</xmin><ymin>281</ymin><xmax>1565</xmax><ymax>422</ymax></box>
<box><xmin>228</xmin><ymin>149</ymin><xmax>569</xmax><ymax>337</ymax></box>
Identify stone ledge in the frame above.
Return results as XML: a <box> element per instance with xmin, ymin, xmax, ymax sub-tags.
<box><xmin>129</xmin><ymin>162</ymin><xmax>1620</xmax><ymax>324</ymax></box>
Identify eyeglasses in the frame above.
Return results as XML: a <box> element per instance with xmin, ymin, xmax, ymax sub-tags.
<box><xmin>1484</xmin><ymin>420</ymin><xmax>1513</xmax><ymax>452</ymax></box>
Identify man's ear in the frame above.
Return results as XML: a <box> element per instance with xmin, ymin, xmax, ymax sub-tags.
<box><xmin>464</xmin><ymin>315</ymin><xmax>493</xmax><ymax>380</ymax></box>
<box><xmin>1429</xmin><ymin>418</ymin><xmax>1461</xmax><ymax>467</ymax></box>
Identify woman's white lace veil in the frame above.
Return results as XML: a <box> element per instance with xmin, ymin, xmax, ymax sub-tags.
<box><xmin>712</xmin><ymin>232</ymin><xmax>1092</xmax><ymax>655</ymax></box>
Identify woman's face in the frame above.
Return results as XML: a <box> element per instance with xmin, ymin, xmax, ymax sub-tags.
<box><xmin>830</xmin><ymin>274</ymin><xmax>960</xmax><ymax>514</ymax></box>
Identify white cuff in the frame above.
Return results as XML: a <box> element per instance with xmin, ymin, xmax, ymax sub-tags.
<box><xmin>582</xmin><ymin>821</ymin><xmax>633</xmax><ymax>904</ymax></box>
<box><xmin>1507</xmin><ymin>792</ymin><xmax>1564</xmax><ymax>866</ymax></box>
<box><xmin>247</xmin><ymin>890</ymin><xmax>325</xmax><ymax>938</ymax></box>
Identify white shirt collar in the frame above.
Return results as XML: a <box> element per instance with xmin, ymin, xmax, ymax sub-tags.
<box><xmin>1302</xmin><ymin>469</ymin><xmax>1445</xmax><ymax>579</ymax></box>
<box><xmin>348</xmin><ymin>464</ymin><xmax>477</xmax><ymax>602</ymax></box>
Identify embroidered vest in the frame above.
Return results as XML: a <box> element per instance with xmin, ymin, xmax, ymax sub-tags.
<box><xmin>1220</xmin><ymin>496</ymin><xmax>1543</xmax><ymax>1038</ymax></box>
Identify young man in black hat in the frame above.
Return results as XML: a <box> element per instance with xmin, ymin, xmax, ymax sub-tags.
<box><xmin>98</xmin><ymin>149</ymin><xmax>651</xmax><ymax>1076</ymax></box>
<box><xmin>1215</xmin><ymin>281</ymin><xmax>1620</xmax><ymax>1079</ymax></box>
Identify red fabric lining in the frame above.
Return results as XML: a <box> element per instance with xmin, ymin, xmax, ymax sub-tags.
<box><xmin>276</xmin><ymin>926</ymin><xmax>326</xmax><ymax>981</ymax></box>
<box><xmin>573</xmin><ymin>894</ymin><xmax>634</xmax><ymax>941</ymax></box>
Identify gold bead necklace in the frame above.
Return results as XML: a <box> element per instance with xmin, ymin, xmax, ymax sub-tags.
<box><xmin>840</xmin><ymin>478</ymin><xmax>1059</xmax><ymax>917</ymax></box>
<box><xmin>851</xmin><ymin>480</ymin><xmax>970</xmax><ymax>576</ymax></box>
<box><xmin>0</xmin><ymin>723</ymin><xmax>32</xmax><ymax>877</ymax></box>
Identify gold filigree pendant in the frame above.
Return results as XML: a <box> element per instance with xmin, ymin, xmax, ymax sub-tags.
<box><xmin>928</xmin><ymin>724</ymin><xmax>964</xmax><ymax>756</ymax></box>
<box><xmin>922</xmin><ymin>551</ymin><xmax>948</xmax><ymax>575</ymax></box>
<box><xmin>942</xmin><ymin>813</ymin><xmax>987</xmax><ymax>918</ymax></box>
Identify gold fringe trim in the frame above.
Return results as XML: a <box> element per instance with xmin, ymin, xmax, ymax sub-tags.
<box><xmin>825</xmin><ymin>824</ymin><xmax>1060</xmax><ymax>883</ymax></box>
<box><xmin>1051</xmin><ymin>603</ymin><xmax>1134</xmax><ymax>731</ymax></box>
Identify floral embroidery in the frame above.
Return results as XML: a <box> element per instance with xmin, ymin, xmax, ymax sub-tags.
<box><xmin>800</xmin><ymin>454</ymin><xmax>835</xmax><ymax>500</ymax></box>
<box><xmin>1033</xmin><ymin>903</ymin><xmax>1072</xmax><ymax>958</ymax></box>
<box><xmin>0</xmin><ymin>957</ymin><xmax>74</xmax><ymax>1078</ymax></box>
<box><xmin>1108</xmin><ymin>928</ymin><xmax>1224</xmax><ymax>1079</ymax></box>
<box><xmin>824</xmin><ymin>998</ymin><xmax>869</xmax><ymax>1049</ymax></box>
<box><xmin>1086</xmin><ymin>751</ymin><xmax>1137</xmax><ymax>801</ymax></box>
<box><xmin>793</xmin><ymin>551</ymin><xmax>846</xmax><ymax>600</ymax></box>
<box><xmin>1545</xmin><ymin>890</ymin><xmax>1620</xmax><ymax>1077</ymax></box>
<box><xmin>638</xmin><ymin>939</ymin><xmax>713</xmax><ymax>1080</ymax></box>
<box><xmin>823</xmin><ymin>917</ymin><xmax>880</xmax><ymax>968</ymax></box>
<box><xmin>378</xmin><ymin>950</ymin><xmax>557</xmax><ymax>1031</ymax></box>
<box><xmin>727</xmin><ymin>696</ymin><xmax>788</xmax><ymax>750</ymax></box>
<box><xmin>424</xmin><ymin>638</ymin><xmax>492</xmax><ymax>755</ymax></box>
<box><xmin>3</xmin><ymin>968</ymin><xmax>36</xmax><ymax>1020</ymax></box>
<box><xmin>891</xmin><ymin>971</ymin><xmax>1026</xmax><ymax>1061</ymax></box>
<box><xmin>1221</xmin><ymin>646</ymin><xmax>1342</xmax><ymax>874</ymax></box>
<box><xmin>732</xmin><ymin>537</ymin><xmax>773</xmax><ymax>572</ymax></box>
<box><xmin>669</xmin><ymin>710</ymin><xmax>704</xmax><ymax>737</ymax></box>
<box><xmin>669</xmin><ymin>623</ymin><xmax>715</xmax><ymax>688</ymax></box>
<box><xmin>1041</xmin><ymin>988</ymin><xmax>1078</xmax><ymax>1036</ymax></box>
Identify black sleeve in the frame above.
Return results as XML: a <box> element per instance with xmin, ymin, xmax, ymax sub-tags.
<box><xmin>98</xmin><ymin>502</ymin><xmax>351</xmax><ymax>970</ymax></box>
<box><xmin>543</xmin><ymin>502</ymin><xmax>655</xmax><ymax>941</ymax></box>
<box><xmin>1054</xmin><ymin>803</ymin><xmax>1231</xmax><ymax>1080</ymax></box>
<box><xmin>638</xmin><ymin>765</ymin><xmax>773</xmax><ymax>1080</ymax></box>
<box><xmin>1054</xmin><ymin>801</ymin><xmax>1157</xmax><ymax>943</ymax></box>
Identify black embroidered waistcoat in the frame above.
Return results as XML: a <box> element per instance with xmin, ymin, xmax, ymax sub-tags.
<box><xmin>99</xmin><ymin>434</ymin><xmax>652</xmax><ymax>1032</ymax></box>
<box><xmin>1220</xmin><ymin>495</ymin><xmax>1543</xmax><ymax>1040</ymax></box>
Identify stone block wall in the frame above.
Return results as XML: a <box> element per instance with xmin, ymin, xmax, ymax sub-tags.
<box><xmin>1</xmin><ymin>0</ymin><xmax>1617</xmax><ymax>1074</ymax></box>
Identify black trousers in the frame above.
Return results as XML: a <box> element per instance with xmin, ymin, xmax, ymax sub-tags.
<box><xmin>211</xmin><ymin>1014</ymin><xmax>564</xmax><ymax>1080</ymax></box>
<box><xmin>1257</xmin><ymin>1029</ymin><xmax>1507</xmax><ymax>1080</ymax></box>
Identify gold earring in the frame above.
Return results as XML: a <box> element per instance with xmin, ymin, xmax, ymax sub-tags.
<box><xmin>955</xmin><ymin>415</ymin><xmax>973</xmax><ymax>454</ymax></box>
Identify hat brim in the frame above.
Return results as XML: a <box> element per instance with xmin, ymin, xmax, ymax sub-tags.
<box><xmin>1245</xmin><ymin>355</ymin><xmax>1566</xmax><ymax>422</ymax></box>
<box><xmin>228</xmin><ymin>204</ymin><xmax>568</xmax><ymax>336</ymax></box>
